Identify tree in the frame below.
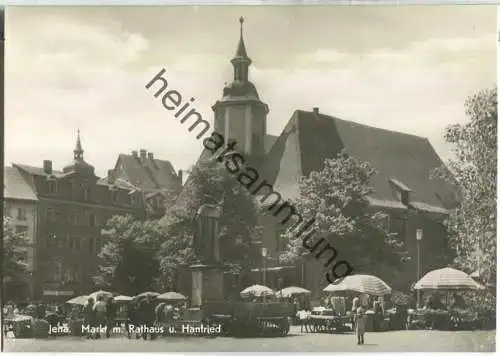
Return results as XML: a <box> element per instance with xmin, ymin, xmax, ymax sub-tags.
<box><xmin>95</xmin><ymin>215</ymin><xmax>162</xmax><ymax>296</ymax></box>
<box><xmin>280</xmin><ymin>152</ymin><xmax>409</xmax><ymax>283</ymax></box>
<box><xmin>433</xmin><ymin>87</ymin><xmax>497</xmax><ymax>287</ymax></box>
<box><xmin>2</xmin><ymin>215</ymin><xmax>30</xmax><ymax>301</ymax></box>
<box><xmin>160</xmin><ymin>158</ymin><xmax>260</xmax><ymax>281</ymax></box>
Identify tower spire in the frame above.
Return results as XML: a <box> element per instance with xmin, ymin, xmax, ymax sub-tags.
<box><xmin>240</xmin><ymin>16</ymin><xmax>244</xmax><ymax>40</ymax></box>
<box><xmin>74</xmin><ymin>129</ymin><xmax>84</xmax><ymax>160</ymax></box>
<box><xmin>232</xmin><ymin>16</ymin><xmax>252</xmax><ymax>82</ymax></box>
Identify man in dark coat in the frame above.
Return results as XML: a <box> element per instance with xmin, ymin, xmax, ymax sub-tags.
<box><xmin>84</xmin><ymin>298</ymin><xmax>95</xmax><ymax>339</ymax></box>
<box><xmin>105</xmin><ymin>297</ymin><xmax>117</xmax><ymax>338</ymax></box>
<box><xmin>137</xmin><ymin>296</ymin><xmax>157</xmax><ymax>340</ymax></box>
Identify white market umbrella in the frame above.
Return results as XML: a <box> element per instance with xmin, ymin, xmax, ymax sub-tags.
<box><xmin>66</xmin><ymin>295</ymin><xmax>88</xmax><ymax>305</ymax></box>
<box><xmin>114</xmin><ymin>295</ymin><xmax>133</xmax><ymax>302</ymax></box>
<box><xmin>134</xmin><ymin>291</ymin><xmax>160</xmax><ymax>301</ymax></box>
<box><xmin>277</xmin><ymin>286</ymin><xmax>311</xmax><ymax>298</ymax></box>
<box><xmin>88</xmin><ymin>290</ymin><xmax>113</xmax><ymax>302</ymax></box>
<box><xmin>240</xmin><ymin>284</ymin><xmax>274</xmax><ymax>297</ymax></box>
<box><xmin>413</xmin><ymin>267</ymin><xmax>485</xmax><ymax>291</ymax></box>
<box><xmin>157</xmin><ymin>292</ymin><xmax>187</xmax><ymax>302</ymax></box>
<box><xmin>323</xmin><ymin>274</ymin><xmax>392</xmax><ymax>296</ymax></box>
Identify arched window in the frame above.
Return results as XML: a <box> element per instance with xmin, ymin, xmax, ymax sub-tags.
<box><xmin>89</xmin><ymin>213</ymin><xmax>96</xmax><ymax>226</ymax></box>
<box><xmin>84</xmin><ymin>187</ymin><xmax>92</xmax><ymax>201</ymax></box>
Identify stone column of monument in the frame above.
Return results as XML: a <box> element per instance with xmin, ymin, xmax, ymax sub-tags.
<box><xmin>190</xmin><ymin>204</ymin><xmax>225</xmax><ymax>308</ymax></box>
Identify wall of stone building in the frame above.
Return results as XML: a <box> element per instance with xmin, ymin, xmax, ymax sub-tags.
<box><xmin>34</xmin><ymin>199</ymin><xmax>140</xmax><ymax>300</ymax></box>
<box><xmin>258</xmin><ymin>204</ymin><xmax>451</xmax><ymax>296</ymax></box>
<box><xmin>4</xmin><ymin>200</ymin><xmax>37</xmax><ymax>298</ymax></box>
<box><xmin>400</xmin><ymin>210</ymin><xmax>451</xmax><ymax>289</ymax></box>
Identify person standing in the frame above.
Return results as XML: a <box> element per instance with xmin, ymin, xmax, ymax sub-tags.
<box><xmin>354</xmin><ymin>305</ymin><xmax>366</xmax><ymax>345</ymax></box>
<box><xmin>126</xmin><ymin>302</ymin><xmax>139</xmax><ymax>339</ymax></box>
<box><xmin>84</xmin><ymin>298</ymin><xmax>95</xmax><ymax>340</ymax></box>
<box><xmin>92</xmin><ymin>296</ymin><xmax>107</xmax><ymax>339</ymax></box>
<box><xmin>138</xmin><ymin>296</ymin><xmax>156</xmax><ymax>340</ymax></box>
<box><xmin>105</xmin><ymin>297</ymin><xmax>117</xmax><ymax>338</ymax></box>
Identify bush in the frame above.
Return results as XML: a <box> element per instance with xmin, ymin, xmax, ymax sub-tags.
<box><xmin>460</xmin><ymin>290</ymin><xmax>496</xmax><ymax>329</ymax></box>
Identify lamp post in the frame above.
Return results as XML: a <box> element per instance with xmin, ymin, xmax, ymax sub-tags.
<box><xmin>262</xmin><ymin>247</ymin><xmax>268</xmax><ymax>286</ymax></box>
<box><xmin>416</xmin><ymin>228</ymin><xmax>423</xmax><ymax>308</ymax></box>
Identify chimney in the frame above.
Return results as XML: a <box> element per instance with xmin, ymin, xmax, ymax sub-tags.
<box><xmin>147</xmin><ymin>152</ymin><xmax>154</xmax><ymax>160</ymax></box>
<box><xmin>131</xmin><ymin>150</ymin><xmax>138</xmax><ymax>158</ymax></box>
<box><xmin>43</xmin><ymin>160</ymin><xmax>52</xmax><ymax>174</ymax></box>
<box><xmin>139</xmin><ymin>149</ymin><xmax>147</xmax><ymax>162</ymax></box>
<box><xmin>313</xmin><ymin>107</ymin><xmax>319</xmax><ymax>116</ymax></box>
<box><xmin>178</xmin><ymin>169</ymin><xmax>183</xmax><ymax>184</ymax></box>
<box><xmin>107</xmin><ymin>169</ymin><xmax>114</xmax><ymax>184</ymax></box>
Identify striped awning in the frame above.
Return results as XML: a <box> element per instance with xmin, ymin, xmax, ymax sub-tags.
<box><xmin>413</xmin><ymin>267</ymin><xmax>485</xmax><ymax>291</ymax></box>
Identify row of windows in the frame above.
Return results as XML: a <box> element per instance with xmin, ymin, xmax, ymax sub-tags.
<box><xmin>46</xmin><ymin>180</ymin><xmax>138</xmax><ymax>206</ymax></box>
<box><xmin>45</xmin><ymin>264</ymin><xmax>81</xmax><ymax>284</ymax></box>
<box><xmin>46</xmin><ymin>208</ymin><xmax>99</xmax><ymax>226</ymax></box>
<box><xmin>5</xmin><ymin>207</ymin><xmax>29</xmax><ymax>221</ymax></box>
<box><xmin>45</xmin><ymin>233</ymin><xmax>105</xmax><ymax>254</ymax></box>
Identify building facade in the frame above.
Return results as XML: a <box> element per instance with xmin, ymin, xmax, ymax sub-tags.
<box><xmin>4</xmin><ymin>167</ymin><xmax>38</xmax><ymax>299</ymax></box>
<box><xmin>10</xmin><ymin>132</ymin><xmax>145</xmax><ymax>300</ymax></box>
<box><xmin>178</xmin><ymin>18</ymin><xmax>460</xmax><ymax>296</ymax></box>
<box><xmin>107</xmin><ymin>149</ymin><xmax>183</xmax><ymax>219</ymax></box>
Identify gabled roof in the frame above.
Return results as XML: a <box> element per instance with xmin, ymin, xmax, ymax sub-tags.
<box><xmin>14</xmin><ymin>164</ymin><xmax>63</xmax><ymax>177</ymax></box>
<box><xmin>113</xmin><ymin>153</ymin><xmax>182</xmax><ymax>192</ymax></box>
<box><xmin>259</xmin><ymin>109</ymin><xmax>460</xmax><ymax>212</ymax></box>
<box><xmin>4</xmin><ymin>166</ymin><xmax>38</xmax><ymax>201</ymax></box>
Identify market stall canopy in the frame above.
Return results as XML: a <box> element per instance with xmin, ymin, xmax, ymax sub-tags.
<box><xmin>277</xmin><ymin>286</ymin><xmax>311</xmax><ymax>298</ymax></box>
<box><xmin>66</xmin><ymin>295</ymin><xmax>88</xmax><ymax>305</ymax></box>
<box><xmin>157</xmin><ymin>292</ymin><xmax>187</xmax><ymax>302</ymax></box>
<box><xmin>240</xmin><ymin>284</ymin><xmax>274</xmax><ymax>297</ymax></box>
<box><xmin>134</xmin><ymin>291</ymin><xmax>160</xmax><ymax>300</ymax></box>
<box><xmin>323</xmin><ymin>274</ymin><xmax>392</xmax><ymax>296</ymax></box>
<box><xmin>413</xmin><ymin>267</ymin><xmax>485</xmax><ymax>291</ymax></box>
<box><xmin>114</xmin><ymin>295</ymin><xmax>133</xmax><ymax>302</ymax></box>
<box><xmin>88</xmin><ymin>290</ymin><xmax>113</xmax><ymax>302</ymax></box>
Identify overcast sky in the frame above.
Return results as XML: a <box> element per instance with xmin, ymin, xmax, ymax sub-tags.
<box><xmin>5</xmin><ymin>6</ymin><xmax>497</xmax><ymax>177</ymax></box>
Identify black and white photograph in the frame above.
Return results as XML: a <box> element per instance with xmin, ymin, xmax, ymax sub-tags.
<box><xmin>2</xmin><ymin>5</ymin><xmax>497</xmax><ymax>352</ymax></box>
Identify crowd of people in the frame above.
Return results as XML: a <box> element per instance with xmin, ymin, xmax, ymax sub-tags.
<box><xmin>3</xmin><ymin>295</ymin><xmax>188</xmax><ymax>340</ymax></box>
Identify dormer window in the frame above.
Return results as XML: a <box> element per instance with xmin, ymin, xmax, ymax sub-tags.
<box><xmin>47</xmin><ymin>179</ymin><xmax>58</xmax><ymax>195</ymax></box>
<box><xmin>388</xmin><ymin>178</ymin><xmax>412</xmax><ymax>207</ymax></box>
<box><xmin>401</xmin><ymin>191</ymin><xmax>409</xmax><ymax>206</ymax></box>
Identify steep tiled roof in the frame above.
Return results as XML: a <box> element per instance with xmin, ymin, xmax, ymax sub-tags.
<box><xmin>14</xmin><ymin>164</ymin><xmax>63</xmax><ymax>177</ymax></box>
<box><xmin>260</xmin><ymin>109</ymin><xmax>460</xmax><ymax>211</ymax></box>
<box><xmin>113</xmin><ymin>154</ymin><xmax>182</xmax><ymax>192</ymax></box>
<box><xmin>4</xmin><ymin>166</ymin><xmax>38</xmax><ymax>201</ymax></box>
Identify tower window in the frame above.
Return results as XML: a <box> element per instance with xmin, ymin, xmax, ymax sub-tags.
<box><xmin>252</xmin><ymin>133</ymin><xmax>260</xmax><ymax>153</ymax></box>
<box><xmin>84</xmin><ymin>188</ymin><xmax>92</xmax><ymax>201</ymax></box>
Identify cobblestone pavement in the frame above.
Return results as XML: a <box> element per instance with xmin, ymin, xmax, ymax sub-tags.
<box><xmin>3</xmin><ymin>326</ymin><xmax>495</xmax><ymax>352</ymax></box>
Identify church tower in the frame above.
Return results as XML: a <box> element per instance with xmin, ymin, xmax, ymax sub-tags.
<box><xmin>212</xmin><ymin>17</ymin><xmax>269</xmax><ymax>166</ymax></box>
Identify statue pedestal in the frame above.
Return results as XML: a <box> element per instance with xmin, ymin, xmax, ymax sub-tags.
<box><xmin>190</xmin><ymin>264</ymin><xmax>225</xmax><ymax>307</ymax></box>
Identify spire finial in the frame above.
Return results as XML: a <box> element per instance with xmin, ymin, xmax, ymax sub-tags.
<box><xmin>74</xmin><ymin>128</ymin><xmax>83</xmax><ymax>159</ymax></box>
<box><xmin>239</xmin><ymin>16</ymin><xmax>244</xmax><ymax>38</ymax></box>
